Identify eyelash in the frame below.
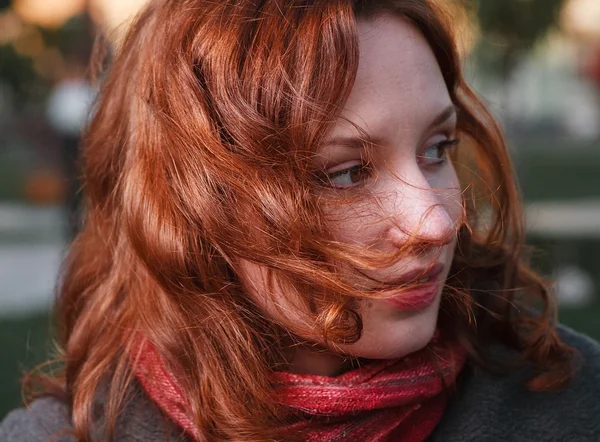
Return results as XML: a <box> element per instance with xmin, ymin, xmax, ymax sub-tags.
<box><xmin>323</xmin><ymin>138</ymin><xmax>459</xmax><ymax>189</ymax></box>
<box><xmin>417</xmin><ymin>138</ymin><xmax>460</xmax><ymax>166</ymax></box>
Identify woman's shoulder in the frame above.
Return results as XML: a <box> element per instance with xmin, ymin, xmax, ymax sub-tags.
<box><xmin>3</xmin><ymin>327</ymin><xmax>598</xmax><ymax>442</ymax></box>
<box><xmin>557</xmin><ymin>323</ymin><xmax>600</xmax><ymax>361</ymax></box>
<box><xmin>0</xmin><ymin>382</ymin><xmax>190</xmax><ymax>442</ymax></box>
<box><xmin>0</xmin><ymin>396</ymin><xmax>74</xmax><ymax>442</ymax></box>
<box><xmin>430</xmin><ymin>324</ymin><xmax>600</xmax><ymax>442</ymax></box>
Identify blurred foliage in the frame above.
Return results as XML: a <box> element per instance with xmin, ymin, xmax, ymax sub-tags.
<box><xmin>0</xmin><ymin>312</ymin><xmax>54</xmax><ymax>419</ymax></box>
<box><xmin>512</xmin><ymin>139</ymin><xmax>600</xmax><ymax>201</ymax></box>
<box><xmin>477</xmin><ymin>0</ymin><xmax>565</xmax><ymax>49</ymax></box>
<box><xmin>0</xmin><ymin>0</ymin><xmax>569</xmax><ymax>107</ymax></box>
<box><xmin>0</xmin><ymin>13</ymin><xmax>93</xmax><ymax>109</ymax></box>
<box><xmin>0</xmin><ymin>45</ymin><xmax>38</xmax><ymax>104</ymax></box>
<box><xmin>471</xmin><ymin>0</ymin><xmax>567</xmax><ymax>78</ymax></box>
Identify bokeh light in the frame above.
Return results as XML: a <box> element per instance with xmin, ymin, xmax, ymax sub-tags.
<box><xmin>562</xmin><ymin>0</ymin><xmax>600</xmax><ymax>42</ymax></box>
<box><xmin>88</xmin><ymin>0</ymin><xmax>150</xmax><ymax>45</ymax></box>
<box><xmin>12</xmin><ymin>0</ymin><xmax>85</xmax><ymax>29</ymax></box>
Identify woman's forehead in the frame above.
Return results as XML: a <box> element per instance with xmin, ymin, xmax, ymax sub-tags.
<box><xmin>325</xmin><ymin>15</ymin><xmax>453</xmax><ymax>145</ymax></box>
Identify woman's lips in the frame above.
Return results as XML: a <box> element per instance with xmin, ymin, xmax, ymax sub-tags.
<box><xmin>387</xmin><ymin>263</ymin><xmax>445</xmax><ymax>286</ymax></box>
<box><xmin>383</xmin><ymin>263</ymin><xmax>445</xmax><ymax>311</ymax></box>
<box><xmin>384</xmin><ymin>281</ymin><xmax>441</xmax><ymax>311</ymax></box>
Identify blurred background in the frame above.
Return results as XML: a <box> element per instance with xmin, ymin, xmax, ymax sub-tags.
<box><xmin>1</xmin><ymin>0</ymin><xmax>599</xmax><ymax>419</ymax></box>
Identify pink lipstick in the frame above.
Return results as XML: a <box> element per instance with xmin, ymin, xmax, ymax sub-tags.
<box><xmin>384</xmin><ymin>263</ymin><xmax>445</xmax><ymax>311</ymax></box>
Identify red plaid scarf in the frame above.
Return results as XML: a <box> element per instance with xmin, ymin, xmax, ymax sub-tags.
<box><xmin>134</xmin><ymin>336</ymin><xmax>465</xmax><ymax>441</ymax></box>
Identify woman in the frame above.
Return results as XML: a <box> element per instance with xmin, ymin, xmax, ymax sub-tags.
<box><xmin>2</xmin><ymin>0</ymin><xmax>600</xmax><ymax>441</ymax></box>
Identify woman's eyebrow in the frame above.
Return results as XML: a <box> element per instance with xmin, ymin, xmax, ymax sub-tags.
<box><xmin>322</xmin><ymin>132</ymin><xmax>384</xmax><ymax>150</ymax></box>
<box><xmin>426</xmin><ymin>104</ymin><xmax>457</xmax><ymax>132</ymax></box>
<box><xmin>322</xmin><ymin>105</ymin><xmax>457</xmax><ymax>150</ymax></box>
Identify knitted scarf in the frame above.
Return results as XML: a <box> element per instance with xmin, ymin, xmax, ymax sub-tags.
<box><xmin>134</xmin><ymin>336</ymin><xmax>465</xmax><ymax>442</ymax></box>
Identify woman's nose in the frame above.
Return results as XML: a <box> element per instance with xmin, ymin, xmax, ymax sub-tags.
<box><xmin>385</xmin><ymin>178</ymin><xmax>458</xmax><ymax>249</ymax></box>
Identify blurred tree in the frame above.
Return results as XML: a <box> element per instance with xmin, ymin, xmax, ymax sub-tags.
<box><xmin>0</xmin><ymin>15</ymin><xmax>92</xmax><ymax>108</ymax></box>
<box><xmin>472</xmin><ymin>0</ymin><xmax>567</xmax><ymax>80</ymax></box>
<box><xmin>0</xmin><ymin>45</ymin><xmax>38</xmax><ymax>105</ymax></box>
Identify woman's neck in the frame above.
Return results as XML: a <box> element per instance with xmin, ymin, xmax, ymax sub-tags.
<box><xmin>285</xmin><ymin>345</ymin><xmax>366</xmax><ymax>377</ymax></box>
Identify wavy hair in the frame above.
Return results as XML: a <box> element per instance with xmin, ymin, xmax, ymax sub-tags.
<box><xmin>30</xmin><ymin>0</ymin><xmax>574</xmax><ymax>440</ymax></box>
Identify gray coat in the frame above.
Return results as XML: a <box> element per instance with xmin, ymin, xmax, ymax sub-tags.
<box><xmin>2</xmin><ymin>325</ymin><xmax>599</xmax><ymax>441</ymax></box>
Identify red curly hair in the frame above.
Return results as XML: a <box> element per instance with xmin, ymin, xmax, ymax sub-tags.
<box><xmin>30</xmin><ymin>0</ymin><xmax>574</xmax><ymax>440</ymax></box>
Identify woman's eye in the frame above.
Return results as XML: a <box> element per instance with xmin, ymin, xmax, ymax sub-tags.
<box><xmin>325</xmin><ymin>164</ymin><xmax>371</xmax><ymax>188</ymax></box>
<box><xmin>418</xmin><ymin>138</ymin><xmax>459</xmax><ymax>166</ymax></box>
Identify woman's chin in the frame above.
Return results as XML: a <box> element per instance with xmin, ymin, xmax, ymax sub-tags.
<box><xmin>340</xmin><ymin>302</ymin><xmax>441</xmax><ymax>361</ymax></box>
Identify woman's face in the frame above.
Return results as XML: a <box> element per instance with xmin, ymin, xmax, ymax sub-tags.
<box><xmin>239</xmin><ymin>15</ymin><xmax>462</xmax><ymax>375</ymax></box>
